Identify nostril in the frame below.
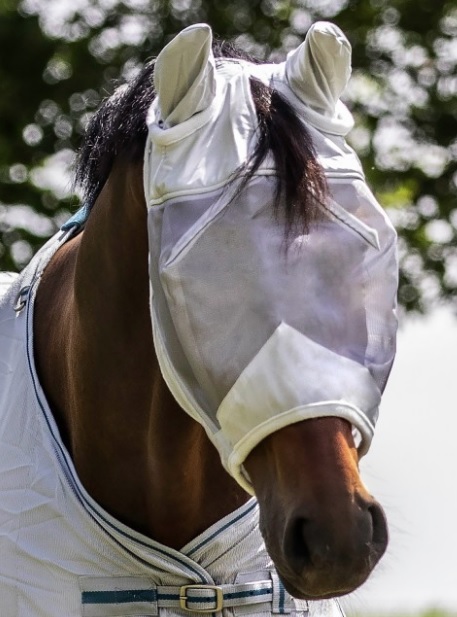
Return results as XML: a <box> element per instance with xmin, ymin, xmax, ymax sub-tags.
<box><xmin>368</xmin><ymin>501</ymin><xmax>389</xmax><ymax>552</ymax></box>
<box><xmin>284</xmin><ymin>517</ymin><xmax>311</xmax><ymax>570</ymax></box>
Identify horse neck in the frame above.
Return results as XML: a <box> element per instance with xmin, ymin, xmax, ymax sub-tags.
<box><xmin>35</xmin><ymin>160</ymin><xmax>249</xmax><ymax>549</ymax></box>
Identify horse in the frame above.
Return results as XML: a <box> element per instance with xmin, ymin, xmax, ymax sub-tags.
<box><xmin>0</xmin><ymin>22</ymin><xmax>398</xmax><ymax>617</ymax></box>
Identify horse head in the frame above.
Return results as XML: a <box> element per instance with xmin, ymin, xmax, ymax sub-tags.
<box><xmin>141</xmin><ymin>23</ymin><xmax>398</xmax><ymax>599</ymax></box>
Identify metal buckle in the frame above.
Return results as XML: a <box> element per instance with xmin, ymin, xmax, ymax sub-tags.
<box><xmin>13</xmin><ymin>286</ymin><xmax>30</xmax><ymax>313</ymax></box>
<box><xmin>179</xmin><ymin>584</ymin><xmax>223</xmax><ymax>613</ymax></box>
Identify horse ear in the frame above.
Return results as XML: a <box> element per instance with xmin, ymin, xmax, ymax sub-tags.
<box><xmin>285</xmin><ymin>21</ymin><xmax>352</xmax><ymax>116</ymax></box>
<box><xmin>153</xmin><ymin>23</ymin><xmax>216</xmax><ymax>127</ymax></box>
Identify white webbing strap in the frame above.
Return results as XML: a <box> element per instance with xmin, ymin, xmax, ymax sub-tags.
<box><xmin>80</xmin><ymin>575</ymin><xmax>291</xmax><ymax>616</ymax></box>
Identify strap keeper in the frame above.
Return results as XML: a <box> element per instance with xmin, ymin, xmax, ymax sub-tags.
<box><xmin>271</xmin><ymin>572</ymin><xmax>292</xmax><ymax>614</ymax></box>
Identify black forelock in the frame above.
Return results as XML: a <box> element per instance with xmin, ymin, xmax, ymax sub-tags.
<box><xmin>74</xmin><ymin>61</ymin><xmax>155</xmax><ymax>208</ymax></box>
<box><xmin>74</xmin><ymin>39</ymin><xmax>327</xmax><ymax>237</ymax></box>
<box><xmin>74</xmin><ymin>41</ymin><xmax>260</xmax><ymax>208</ymax></box>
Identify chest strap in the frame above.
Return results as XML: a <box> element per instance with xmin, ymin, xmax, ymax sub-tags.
<box><xmin>81</xmin><ymin>576</ymin><xmax>295</xmax><ymax>616</ymax></box>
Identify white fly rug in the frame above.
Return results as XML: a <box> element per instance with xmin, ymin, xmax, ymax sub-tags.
<box><xmin>0</xmin><ymin>231</ymin><xmax>342</xmax><ymax>617</ymax></box>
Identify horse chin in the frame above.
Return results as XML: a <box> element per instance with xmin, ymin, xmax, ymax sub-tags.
<box><xmin>278</xmin><ymin>579</ymin><xmax>359</xmax><ymax>602</ymax></box>
<box><xmin>272</xmin><ymin>560</ymin><xmax>377</xmax><ymax>601</ymax></box>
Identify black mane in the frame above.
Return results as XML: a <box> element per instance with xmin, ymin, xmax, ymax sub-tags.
<box><xmin>75</xmin><ymin>41</ymin><xmax>327</xmax><ymax>236</ymax></box>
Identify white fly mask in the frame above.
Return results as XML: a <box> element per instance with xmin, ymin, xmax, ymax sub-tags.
<box><xmin>143</xmin><ymin>23</ymin><xmax>398</xmax><ymax>493</ymax></box>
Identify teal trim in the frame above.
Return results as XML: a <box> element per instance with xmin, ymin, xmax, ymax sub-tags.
<box><xmin>225</xmin><ymin>588</ymin><xmax>271</xmax><ymax>600</ymax></box>
<box><xmin>25</xmin><ymin>282</ymin><xmax>209</xmax><ymax>584</ymax></box>
<box><xmin>82</xmin><ymin>587</ymin><xmax>272</xmax><ymax>606</ymax></box>
<box><xmin>279</xmin><ymin>579</ymin><xmax>285</xmax><ymax>614</ymax></box>
<box><xmin>186</xmin><ymin>500</ymin><xmax>257</xmax><ymax>557</ymax></box>
<box><xmin>156</xmin><ymin>587</ymin><xmax>271</xmax><ymax>603</ymax></box>
<box><xmin>82</xmin><ymin>589</ymin><xmax>157</xmax><ymax>605</ymax></box>
<box><xmin>186</xmin><ymin>596</ymin><xmax>218</xmax><ymax>604</ymax></box>
<box><xmin>60</xmin><ymin>204</ymin><xmax>90</xmax><ymax>231</ymax></box>
<box><xmin>156</xmin><ymin>593</ymin><xmax>178</xmax><ymax>601</ymax></box>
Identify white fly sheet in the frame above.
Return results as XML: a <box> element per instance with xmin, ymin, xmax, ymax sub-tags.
<box><xmin>0</xmin><ymin>272</ymin><xmax>18</xmax><ymax>299</ymax></box>
<box><xmin>143</xmin><ymin>23</ymin><xmax>398</xmax><ymax>492</ymax></box>
<box><xmin>0</xmin><ymin>20</ymin><xmax>397</xmax><ymax>617</ymax></box>
<box><xmin>0</xmin><ymin>231</ymin><xmax>343</xmax><ymax>617</ymax></box>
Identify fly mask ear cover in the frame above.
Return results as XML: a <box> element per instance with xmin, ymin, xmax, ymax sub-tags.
<box><xmin>282</xmin><ymin>21</ymin><xmax>354</xmax><ymax>134</ymax></box>
<box><xmin>144</xmin><ymin>23</ymin><xmax>398</xmax><ymax>494</ymax></box>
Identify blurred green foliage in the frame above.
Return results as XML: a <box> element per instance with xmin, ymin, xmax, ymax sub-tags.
<box><xmin>1</xmin><ymin>0</ymin><xmax>457</xmax><ymax>314</ymax></box>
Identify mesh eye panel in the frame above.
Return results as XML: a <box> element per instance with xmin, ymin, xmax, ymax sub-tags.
<box><xmin>144</xmin><ymin>54</ymin><xmax>398</xmax><ymax>489</ymax></box>
<box><xmin>147</xmin><ymin>171</ymin><xmax>397</xmax><ymax>489</ymax></box>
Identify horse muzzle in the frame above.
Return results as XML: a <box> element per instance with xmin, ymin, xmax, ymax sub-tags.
<box><xmin>244</xmin><ymin>417</ymin><xmax>389</xmax><ymax>600</ymax></box>
<box><xmin>271</xmin><ymin>495</ymin><xmax>388</xmax><ymax>599</ymax></box>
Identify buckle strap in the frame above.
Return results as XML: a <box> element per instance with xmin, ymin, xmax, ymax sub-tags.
<box><xmin>80</xmin><ymin>576</ymin><xmax>289</xmax><ymax>616</ymax></box>
<box><xmin>159</xmin><ymin>580</ymin><xmax>273</xmax><ymax>612</ymax></box>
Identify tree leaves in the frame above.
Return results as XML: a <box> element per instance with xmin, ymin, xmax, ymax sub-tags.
<box><xmin>1</xmin><ymin>0</ymin><xmax>456</xmax><ymax>314</ymax></box>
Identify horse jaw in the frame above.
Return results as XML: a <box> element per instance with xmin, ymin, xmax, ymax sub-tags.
<box><xmin>244</xmin><ymin>416</ymin><xmax>388</xmax><ymax>600</ymax></box>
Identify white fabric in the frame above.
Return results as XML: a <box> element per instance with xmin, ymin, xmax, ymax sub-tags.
<box><xmin>284</xmin><ymin>22</ymin><xmax>354</xmax><ymax>134</ymax></box>
<box><xmin>218</xmin><ymin>323</ymin><xmax>380</xmax><ymax>480</ymax></box>
<box><xmin>0</xmin><ymin>232</ymin><xmax>342</xmax><ymax>617</ymax></box>
<box><xmin>154</xmin><ymin>24</ymin><xmax>217</xmax><ymax>128</ymax></box>
<box><xmin>286</xmin><ymin>22</ymin><xmax>351</xmax><ymax>115</ymax></box>
<box><xmin>0</xmin><ymin>272</ymin><xmax>18</xmax><ymax>299</ymax></box>
<box><xmin>144</xmin><ymin>24</ymin><xmax>398</xmax><ymax>492</ymax></box>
